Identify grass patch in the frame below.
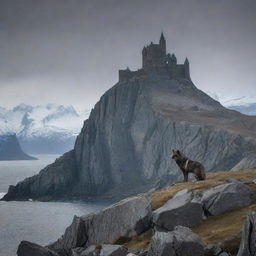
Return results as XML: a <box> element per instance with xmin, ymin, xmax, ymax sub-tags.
<box><xmin>122</xmin><ymin>229</ymin><xmax>152</xmax><ymax>252</ymax></box>
<box><xmin>150</xmin><ymin>169</ymin><xmax>256</xmax><ymax>210</ymax></box>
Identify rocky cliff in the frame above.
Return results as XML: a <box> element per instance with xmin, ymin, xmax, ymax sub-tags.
<box><xmin>0</xmin><ymin>134</ymin><xmax>36</xmax><ymax>161</ymax></box>
<box><xmin>3</xmin><ymin>74</ymin><xmax>256</xmax><ymax>201</ymax></box>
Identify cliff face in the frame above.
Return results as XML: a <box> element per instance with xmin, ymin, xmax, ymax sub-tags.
<box><xmin>3</xmin><ymin>76</ymin><xmax>256</xmax><ymax>200</ymax></box>
<box><xmin>0</xmin><ymin>134</ymin><xmax>36</xmax><ymax>161</ymax></box>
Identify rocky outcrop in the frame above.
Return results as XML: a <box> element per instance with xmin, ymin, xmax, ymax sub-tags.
<box><xmin>237</xmin><ymin>211</ymin><xmax>256</xmax><ymax>256</ymax></box>
<box><xmin>3</xmin><ymin>69</ymin><xmax>256</xmax><ymax>200</ymax></box>
<box><xmin>99</xmin><ymin>245</ymin><xmax>128</xmax><ymax>256</ymax></box>
<box><xmin>199</xmin><ymin>183</ymin><xmax>252</xmax><ymax>216</ymax></box>
<box><xmin>17</xmin><ymin>241</ymin><xmax>59</xmax><ymax>256</ymax></box>
<box><xmin>0</xmin><ymin>134</ymin><xmax>36</xmax><ymax>161</ymax></box>
<box><xmin>152</xmin><ymin>189</ymin><xmax>203</xmax><ymax>231</ymax></box>
<box><xmin>2</xmin><ymin>150</ymin><xmax>77</xmax><ymax>201</ymax></box>
<box><xmin>48</xmin><ymin>194</ymin><xmax>151</xmax><ymax>256</ymax></box>
<box><xmin>148</xmin><ymin>226</ymin><xmax>205</xmax><ymax>256</ymax></box>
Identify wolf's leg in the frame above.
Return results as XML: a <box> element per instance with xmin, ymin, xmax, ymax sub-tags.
<box><xmin>183</xmin><ymin>172</ymin><xmax>188</xmax><ymax>182</ymax></box>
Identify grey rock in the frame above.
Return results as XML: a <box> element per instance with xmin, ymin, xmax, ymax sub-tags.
<box><xmin>148</xmin><ymin>226</ymin><xmax>205</xmax><ymax>256</ymax></box>
<box><xmin>226</xmin><ymin>178</ymin><xmax>240</xmax><ymax>183</ymax></box>
<box><xmin>136</xmin><ymin>251</ymin><xmax>148</xmax><ymax>256</ymax></box>
<box><xmin>2</xmin><ymin>150</ymin><xmax>77</xmax><ymax>201</ymax></box>
<box><xmin>71</xmin><ymin>246</ymin><xmax>98</xmax><ymax>256</ymax></box>
<box><xmin>71</xmin><ymin>245</ymin><xmax>127</xmax><ymax>256</ymax></box>
<box><xmin>199</xmin><ymin>183</ymin><xmax>252</xmax><ymax>216</ymax></box>
<box><xmin>48</xmin><ymin>194</ymin><xmax>151</xmax><ymax>256</ymax></box>
<box><xmin>100</xmin><ymin>244</ymin><xmax>127</xmax><ymax>256</ymax></box>
<box><xmin>219</xmin><ymin>252</ymin><xmax>230</xmax><ymax>256</ymax></box>
<box><xmin>152</xmin><ymin>189</ymin><xmax>203</xmax><ymax>230</ymax></box>
<box><xmin>204</xmin><ymin>244</ymin><xmax>222</xmax><ymax>256</ymax></box>
<box><xmin>17</xmin><ymin>241</ymin><xmax>59</xmax><ymax>256</ymax></box>
<box><xmin>237</xmin><ymin>211</ymin><xmax>256</xmax><ymax>256</ymax></box>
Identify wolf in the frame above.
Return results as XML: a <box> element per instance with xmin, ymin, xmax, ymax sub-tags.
<box><xmin>171</xmin><ymin>150</ymin><xmax>206</xmax><ymax>182</ymax></box>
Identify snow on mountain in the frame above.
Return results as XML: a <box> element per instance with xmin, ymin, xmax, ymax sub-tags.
<box><xmin>0</xmin><ymin>104</ymin><xmax>90</xmax><ymax>154</ymax></box>
<box><xmin>223</xmin><ymin>95</ymin><xmax>256</xmax><ymax>116</ymax></box>
<box><xmin>228</xmin><ymin>103</ymin><xmax>256</xmax><ymax>116</ymax></box>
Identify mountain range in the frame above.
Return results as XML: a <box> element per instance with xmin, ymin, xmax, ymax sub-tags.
<box><xmin>0</xmin><ymin>104</ymin><xmax>90</xmax><ymax>154</ymax></box>
<box><xmin>228</xmin><ymin>102</ymin><xmax>256</xmax><ymax>115</ymax></box>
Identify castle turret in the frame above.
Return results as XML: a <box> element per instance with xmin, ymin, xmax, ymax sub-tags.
<box><xmin>184</xmin><ymin>57</ymin><xmax>191</xmax><ymax>80</ymax></box>
<box><xmin>142</xmin><ymin>33</ymin><xmax>167</xmax><ymax>69</ymax></box>
<box><xmin>159</xmin><ymin>32</ymin><xmax>166</xmax><ymax>54</ymax></box>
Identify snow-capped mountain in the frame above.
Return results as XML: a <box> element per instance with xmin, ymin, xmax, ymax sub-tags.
<box><xmin>224</xmin><ymin>96</ymin><xmax>256</xmax><ymax>116</ymax></box>
<box><xmin>228</xmin><ymin>103</ymin><xmax>256</xmax><ymax>115</ymax></box>
<box><xmin>0</xmin><ymin>104</ymin><xmax>90</xmax><ymax>154</ymax></box>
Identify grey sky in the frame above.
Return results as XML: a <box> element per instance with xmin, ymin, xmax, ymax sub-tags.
<box><xmin>0</xmin><ymin>0</ymin><xmax>256</xmax><ymax>109</ymax></box>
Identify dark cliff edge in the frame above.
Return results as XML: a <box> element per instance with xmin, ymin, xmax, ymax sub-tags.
<box><xmin>0</xmin><ymin>134</ymin><xmax>37</xmax><ymax>161</ymax></box>
<box><xmin>2</xmin><ymin>76</ymin><xmax>256</xmax><ymax>201</ymax></box>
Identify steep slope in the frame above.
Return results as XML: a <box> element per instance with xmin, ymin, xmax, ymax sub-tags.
<box><xmin>0</xmin><ymin>134</ymin><xmax>36</xmax><ymax>160</ymax></box>
<box><xmin>3</xmin><ymin>75</ymin><xmax>256</xmax><ymax>201</ymax></box>
<box><xmin>0</xmin><ymin>104</ymin><xmax>90</xmax><ymax>154</ymax></box>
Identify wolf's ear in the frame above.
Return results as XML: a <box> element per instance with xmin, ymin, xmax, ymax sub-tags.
<box><xmin>177</xmin><ymin>150</ymin><xmax>181</xmax><ymax>155</ymax></box>
<box><xmin>172</xmin><ymin>149</ymin><xmax>175</xmax><ymax>153</ymax></box>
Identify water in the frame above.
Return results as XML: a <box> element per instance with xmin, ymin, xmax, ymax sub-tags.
<box><xmin>0</xmin><ymin>155</ymin><xmax>110</xmax><ymax>256</ymax></box>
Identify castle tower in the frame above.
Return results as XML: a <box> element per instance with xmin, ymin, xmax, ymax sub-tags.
<box><xmin>159</xmin><ymin>32</ymin><xmax>166</xmax><ymax>55</ymax></box>
<box><xmin>184</xmin><ymin>58</ymin><xmax>191</xmax><ymax>80</ymax></box>
<box><xmin>142</xmin><ymin>33</ymin><xmax>167</xmax><ymax>69</ymax></box>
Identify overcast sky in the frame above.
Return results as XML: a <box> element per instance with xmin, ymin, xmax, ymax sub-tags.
<box><xmin>0</xmin><ymin>0</ymin><xmax>255</xmax><ymax>110</ymax></box>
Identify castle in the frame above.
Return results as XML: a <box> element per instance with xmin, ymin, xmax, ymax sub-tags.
<box><xmin>119</xmin><ymin>33</ymin><xmax>191</xmax><ymax>82</ymax></box>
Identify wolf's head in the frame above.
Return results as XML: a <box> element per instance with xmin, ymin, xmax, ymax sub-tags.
<box><xmin>171</xmin><ymin>149</ymin><xmax>184</xmax><ymax>160</ymax></box>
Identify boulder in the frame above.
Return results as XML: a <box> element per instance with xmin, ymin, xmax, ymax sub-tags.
<box><xmin>204</xmin><ymin>244</ymin><xmax>222</xmax><ymax>256</ymax></box>
<box><xmin>71</xmin><ymin>245</ymin><xmax>98</xmax><ymax>256</ymax></box>
<box><xmin>48</xmin><ymin>194</ymin><xmax>152</xmax><ymax>256</ymax></box>
<box><xmin>100</xmin><ymin>245</ymin><xmax>127</xmax><ymax>256</ymax></box>
<box><xmin>152</xmin><ymin>189</ymin><xmax>203</xmax><ymax>231</ymax></box>
<box><xmin>199</xmin><ymin>183</ymin><xmax>252</xmax><ymax>216</ymax></box>
<box><xmin>71</xmin><ymin>245</ymin><xmax>127</xmax><ymax>256</ymax></box>
<box><xmin>237</xmin><ymin>211</ymin><xmax>256</xmax><ymax>256</ymax></box>
<box><xmin>17</xmin><ymin>241</ymin><xmax>59</xmax><ymax>256</ymax></box>
<box><xmin>136</xmin><ymin>251</ymin><xmax>148</xmax><ymax>256</ymax></box>
<box><xmin>148</xmin><ymin>226</ymin><xmax>205</xmax><ymax>256</ymax></box>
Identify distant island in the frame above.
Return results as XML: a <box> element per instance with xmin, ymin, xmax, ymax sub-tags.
<box><xmin>0</xmin><ymin>134</ymin><xmax>37</xmax><ymax>161</ymax></box>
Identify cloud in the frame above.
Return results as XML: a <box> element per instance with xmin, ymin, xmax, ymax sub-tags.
<box><xmin>0</xmin><ymin>0</ymin><xmax>255</xmax><ymax>108</ymax></box>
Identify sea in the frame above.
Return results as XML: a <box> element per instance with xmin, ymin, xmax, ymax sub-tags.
<box><xmin>0</xmin><ymin>155</ymin><xmax>111</xmax><ymax>256</ymax></box>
